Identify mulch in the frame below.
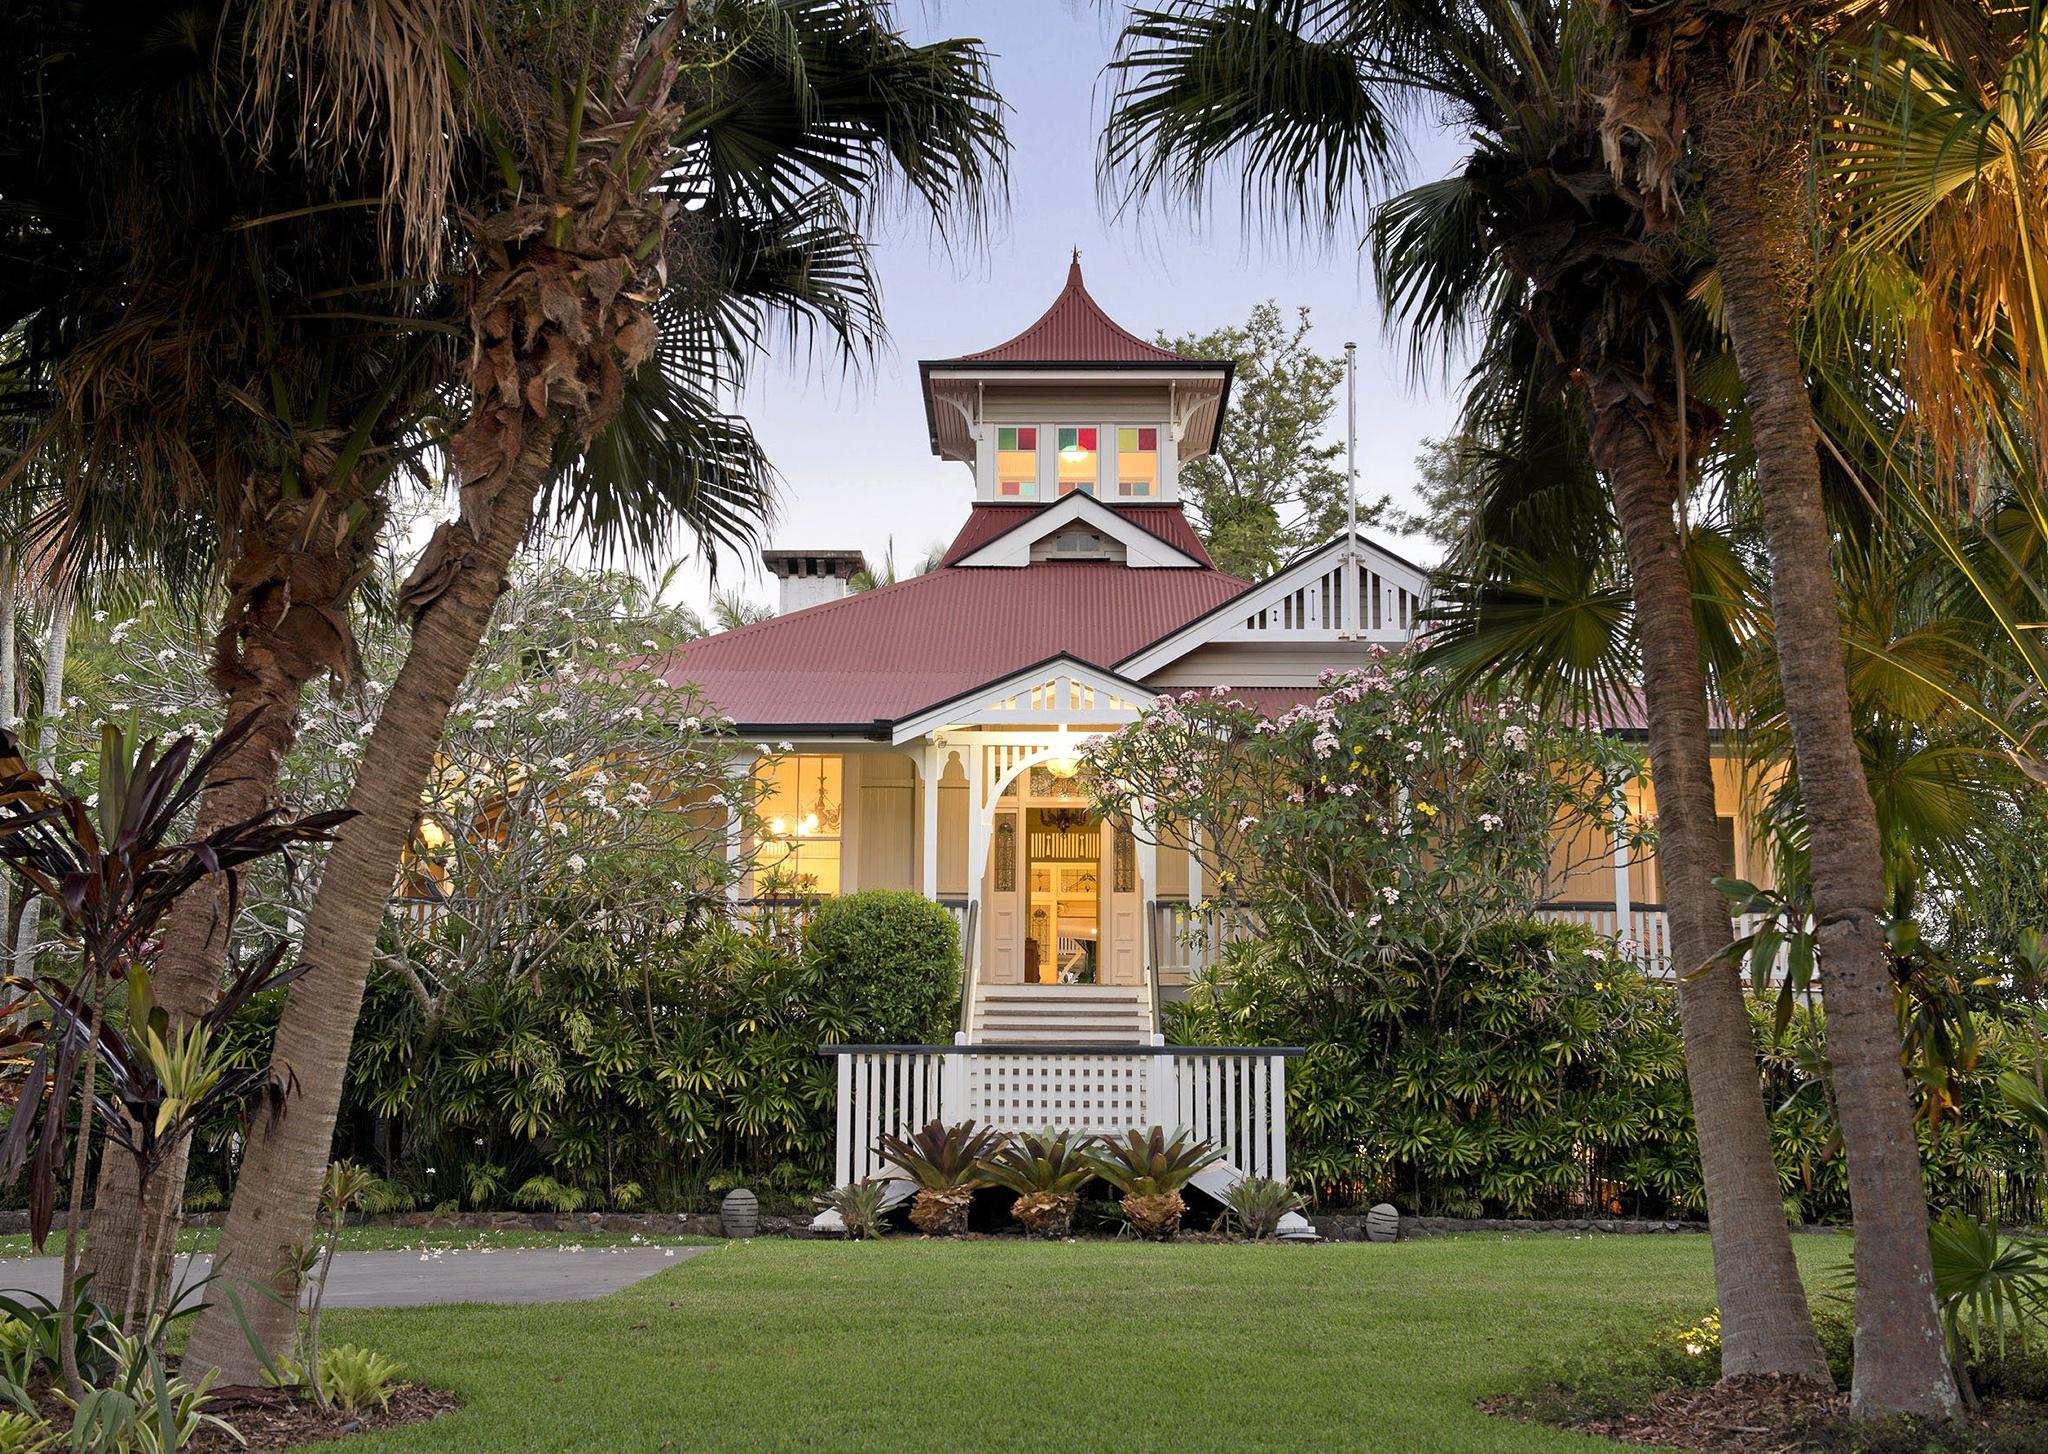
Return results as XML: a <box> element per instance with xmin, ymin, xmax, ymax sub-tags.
<box><xmin>20</xmin><ymin>1380</ymin><xmax>458</xmax><ymax>1451</ymax></box>
<box><xmin>189</xmin><ymin>1384</ymin><xmax>459</xmax><ymax>1450</ymax></box>
<box><xmin>1530</xmin><ymin>1374</ymin><xmax>1848</xmax><ymax>1453</ymax></box>
<box><xmin>1484</xmin><ymin>1374</ymin><xmax>2048</xmax><ymax>1454</ymax></box>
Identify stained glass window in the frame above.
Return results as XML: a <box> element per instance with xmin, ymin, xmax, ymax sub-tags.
<box><xmin>1056</xmin><ymin>426</ymin><xmax>1097</xmax><ymax>497</ymax></box>
<box><xmin>994</xmin><ymin>817</ymin><xmax>1017</xmax><ymax>892</ymax></box>
<box><xmin>1113</xmin><ymin>828</ymin><xmax>1136</xmax><ymax>893</ymax></box>
<box><xmin>996</xmin><ymin>425</ymin><xmax>1038</xmax><ymax>499</ymax></box>
<box><xmin>1117</xmin><ymin>426</ymin><xmax>1159</xmax><ymax>497</ymax></box>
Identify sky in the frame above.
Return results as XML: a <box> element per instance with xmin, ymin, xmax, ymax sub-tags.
<box><xmin>669</xmin><ymin>1</ymin><xmax>1468</xmax><ymax>616</ymax></box>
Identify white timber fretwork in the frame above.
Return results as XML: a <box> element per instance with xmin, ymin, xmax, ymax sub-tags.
<box><xmin>891</xmin><ymin>656</ymin><xmax>1152</xmax><ymax>743</ymax></box>
<box><xmin>818</xmin><ymin>1044</ymin><xmax>1308</xmax><ymax>1236</ymax></box>
<box><xmin>1116</xmin><ymin>533</ymin><xmax>1432</xmax><ymax>677</ymax></box>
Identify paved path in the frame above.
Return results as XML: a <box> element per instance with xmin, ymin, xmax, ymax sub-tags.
<box><xmin>0</xmin><ymin>1245</ymin><xmax>707</xmax><ymax>1309</ymax></box>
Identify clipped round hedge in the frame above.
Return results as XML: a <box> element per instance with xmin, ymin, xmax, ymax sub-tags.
<box><xmin>803</xmin><ymin>890</ymin><xmax>961</xmax><ymax>1043</ymax></box>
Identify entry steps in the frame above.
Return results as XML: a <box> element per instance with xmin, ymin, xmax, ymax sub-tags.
<box><xmin>968</xmin><ymin>983</ymin><xmax>1152</xmax><ymax>1044</ymax></box>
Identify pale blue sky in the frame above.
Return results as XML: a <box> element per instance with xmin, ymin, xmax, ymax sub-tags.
<box><xmin>673</xmin><ymin>1</ymin><xmax>1467</xmax><ymax>613</ymax></box>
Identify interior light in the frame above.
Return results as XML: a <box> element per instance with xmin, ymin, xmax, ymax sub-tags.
<box><xmin>1044</xmin><ymin>724</ymin><xmax>1081</xmax><ymax>779</ymax></box>
<box><xmin>1059</xmin><ymin>443</ymin><xmax>1089</xmax><ymax>464</ymax></box>
<box><xmin>769</xmin><ymin>817</ymin><xmax>787</xmax><ymax>836</ymax></box>
<box><xmin>802</xmin><ymin>813</ymin><xmax>820</xmax><ymax>835</ymax></box>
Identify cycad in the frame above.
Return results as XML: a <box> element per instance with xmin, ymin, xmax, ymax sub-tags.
<box><xmin>873</xmin><ymin>1119</ymin><xmax>1004</xmax><ymax>1236</ymax></box>
<box><xmin>1086</xmin><ymin>1127</ymin><xmax>1222</xmax><ymax>1241</ymax></box>
<box><xmin>980</xmin><ymin>1130</ymin><xmax>1099</xmax><ymax>1238</ymax></box>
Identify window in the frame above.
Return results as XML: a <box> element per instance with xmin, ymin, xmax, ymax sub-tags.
<box><xmin>996</xmin><ymin>425</ymin><xmax>1038</xmax><ymax>498</ymax></box>
<box><xmin>1056</xmin><ymin>426</ymin><xmax>1097</xmax><ymax>496</ymax></box>
<box><xmin>756</xmin><ymin>754</ymin><xmax>842</xmax><ymax>895</ymax></box>
<box><xmin>1117</xmin><ymin>426</ymin><xmax>1159</xmax><ymax>496</ymax></box>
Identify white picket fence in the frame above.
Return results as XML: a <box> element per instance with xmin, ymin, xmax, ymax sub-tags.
<box><xmin>823</xmin><ymin>1044</ymin><xmax>1297</xmax><ymax>1189</ymax></box>
<box><xmin>1532</xmin><ymin>905</ymin><xmax>1675</xmax><ymax>975</ymax></box>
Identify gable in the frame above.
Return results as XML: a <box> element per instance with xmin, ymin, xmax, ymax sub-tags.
<box><xmin>1116</xmin><ymin>532</ymin><xmax>1432</xmax><ymax>678</ymax></box>
<box><xmin>947</xmin><ymin>493</ymin><xmax>1209</xmax><ymax>569</ymax></box>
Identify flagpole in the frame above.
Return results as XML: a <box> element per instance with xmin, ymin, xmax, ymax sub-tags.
<box><xmin>1344</xmin><ymin>341</ymin><xmax>1358</xmax><ymax>550</ymax></box>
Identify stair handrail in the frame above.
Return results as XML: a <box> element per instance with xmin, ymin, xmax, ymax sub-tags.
<box><xmin>954</xmin><ymin>899</ymin><xmax>979</xmax><ymax>1038</ymax></box>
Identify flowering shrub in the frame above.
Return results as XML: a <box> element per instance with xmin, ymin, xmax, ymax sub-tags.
<box><xmin>1085</xmin><ymin>660</ymin><xmax>1645</xmax><ymax>974</ymax></box>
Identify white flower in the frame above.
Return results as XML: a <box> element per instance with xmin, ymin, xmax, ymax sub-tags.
<box><xmin>540</xmin><ymin>706</ymin><xmax>570</xmax><ymax>724</ymax></box>
<box><xmin>472</xmin><ymin>717</ymin><xmax>496</xmax><ymax>730</ymax></box>
<box><xmin>66</xmin><ymin>760</ymin><xmax>86</xmax><ymax>775</ymax></box>
<box><xmin>1479</xmin><ymin>813</ymin><xmax>1504</xmax><ymax>832</ymax></box>
<box><xmin>776</xmin><ymin>740</ymin><xmax>793</xmax><ymax>752</ymax></box>
<box><xmin>549</xmin><ymin>820</ymin><xmax>570</xmax><ymax>837</ymax></box>
<box><xmin>755</xmin><ymin>743</ymin><xmax>772</xmax><ymax>754</ymax></box>
<box><xmin>1235</xmin><ymin>815</ymin><xmax>1258</xmax><ymax>832</ymax></box>
<box><xmin>1380</xmin><ymin>886</ymin><xmax>1399</xmax><ymax>904</ymax></box>
<box><xmin>548</xmin><ymin>756</ymin><xmax>574</xmax><ymax>772</ymax></box>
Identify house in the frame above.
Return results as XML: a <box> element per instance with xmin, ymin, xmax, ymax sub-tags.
<box><xmin>658</xmin><ymin>258</ymin><xmax>1765</xmax><ymax>1229</ymax></box>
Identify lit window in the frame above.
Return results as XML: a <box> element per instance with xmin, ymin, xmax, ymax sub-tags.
<box><xmin>1056</xmin><ymin>426</ymin><xmax>1097</xmax><ymax>496</ymax></box>
<box><xmin>996</xmin><ymin>426</ymin><xmax>1038</xmax><ymax>498</ymax></box>
<box><xmin>756</xmin><ymin>754</ymin><xmax>842</xmax><ymax>895</ymax></box>
<box><xmin>1117</xmin><ymin>426</ymin><xmax>1158</xmax><ymax>497</ymax></box>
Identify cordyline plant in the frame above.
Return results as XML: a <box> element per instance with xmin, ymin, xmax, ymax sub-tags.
<box><xmin>0</xmin><ymin>720</ymin><xmax>348</xmax><ymax>1389</ymax></box>
<box><xmin>1085</xmin><ymin>661</ymin><xmax>1643</xmax><ymax>984</ymax></box>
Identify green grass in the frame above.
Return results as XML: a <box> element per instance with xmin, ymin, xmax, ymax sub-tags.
<box><xmin>0</xmin><ymin>1227</ymin><xmax>711</xmax><ymax>1259</ymax></box>
<box><xmin>315</xmin><ymin>1232</ymin><xmax>1851</xmax><ymax>1452</ymax></box>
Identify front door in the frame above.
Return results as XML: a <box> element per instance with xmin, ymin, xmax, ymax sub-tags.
<box><xmin>1025</xmin><ymin>805</ymin><xmax>1099</xmax><ymax>984</ymax></box>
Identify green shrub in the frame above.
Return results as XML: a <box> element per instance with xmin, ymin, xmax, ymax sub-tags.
<box><xmin>802</xmin><ymin>890</ymin><xmax>960</xmax><ymax>1042</ymax></box>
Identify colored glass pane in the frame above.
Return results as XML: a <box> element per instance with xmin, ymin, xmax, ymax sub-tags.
<box><xmin>1117</xmin><ymin>422</ymin><xmax>1158</xmax><ymax>497</ymax></box>
<box><xmin>997</xmin><ymin>423</ymin><xmax>1038</xmax><ymax>497</ymax></box>
<box><xmin>1057</xmin><ymin>424</ymin><xmax>1097</xmax><ymax>495</ymax></box>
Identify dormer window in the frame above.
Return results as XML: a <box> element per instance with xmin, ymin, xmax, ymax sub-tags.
<box><xmin>1056</xmin><ymin>426</ymin><xmax>1097</xmax><ymax>496</ymax></box>
<box><xmin>997</xmin><ymin>426</ymin><xmax>1038</xmax><ymax>498</ymax></box>
<box><xmin>1117</xmin><ymin>427</ymin><xmax>1159</xmax><ymax>497</ymax></box>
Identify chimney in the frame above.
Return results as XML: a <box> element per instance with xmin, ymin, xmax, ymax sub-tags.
<box><xmin>761</xmin><ymin>549</ymin><xmax>867</xmax><ymax>614</ymax></box>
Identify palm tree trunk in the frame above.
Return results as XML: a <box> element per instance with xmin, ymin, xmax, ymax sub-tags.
<box><xmin>1693</xmin><ymin>70</ymin><xmax>1959</xmax><ymax>1421</ymax></box>
<box><xmin>12</xmin><ymin>579</ymin><xmax>73</xmax><ymax>979</ymax></box>
<box><xmin>181</xmin><ymin>448</ymin><xmax>550</xmax><ymax>1382</ymax></box>
<box><xmin>183</xmin><ymin>22</ymin><xmax>686</xmax><ymax>1379</ymax></box>
<box><xmin>78</xmin><ymin>584</ymin><xmax>340</xmax><ymax>1319</ymax></box>
<box><xmin>1589</xmin><ymin>386</ymin><xmax>1830</xmax><ymax>1383</ymax></box>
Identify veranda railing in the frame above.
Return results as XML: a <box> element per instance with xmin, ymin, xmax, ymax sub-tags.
<box><xmin>819</xmin><ymin>1042</ymin><xmax>1302</xmax><ymax>1190</ymax></box>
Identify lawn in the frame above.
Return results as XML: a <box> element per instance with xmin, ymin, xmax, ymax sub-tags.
<box><xmin>319</xmin><ymin>1232</ymin><xmax>1851</xmax><ymax>1453</ymax></box>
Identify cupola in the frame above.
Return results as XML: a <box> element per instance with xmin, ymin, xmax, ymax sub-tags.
<box><xmin>919</xmin><ymin>254</ymin><xmax>1233</xmax><ymax>507</ymax></box>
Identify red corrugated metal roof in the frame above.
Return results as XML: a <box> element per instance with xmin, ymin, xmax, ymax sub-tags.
<box><xmin>934</xmin><ymin>256</ymin><xmax>1210</xmax><ymax>366</ymax></box>
<box><xmin>660</xmin><ymin>561</ymin><xmax>1249</xmax><ymax>731</ymax></box>
<box><xmin>937</xmin><ymin>502</ymin><xmax>1216</xmax><ymax>567</ymax></box>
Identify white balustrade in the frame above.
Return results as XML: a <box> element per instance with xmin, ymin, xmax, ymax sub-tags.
<box><xmin>824</xmin><ymin>1045</ymin><xmax>1295</xmax><ymax>1190</ymax></box>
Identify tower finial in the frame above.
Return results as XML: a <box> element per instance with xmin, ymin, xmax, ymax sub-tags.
<box><xmin>1067</xmin><ymin>246</ymin><xmax>1083</xmax><ymax>285</ymax></box>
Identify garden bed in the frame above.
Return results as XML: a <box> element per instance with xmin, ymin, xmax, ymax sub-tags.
<box><xmin>192</xmin><ymin>1383</ymin><xmax>459</xmax><ymax>1450</ymax></box>
<box><xmin>14</xmin><ymin>1380</ymin><xmax>457</xmax><ymax>1451</ymax></box>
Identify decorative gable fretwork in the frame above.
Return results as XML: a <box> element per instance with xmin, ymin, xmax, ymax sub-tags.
<box><xmin>890</xmin><ymin>656</ymin><xmax>1152</xmax><ymax>744</ymax></box>
<box><xmin>1233</xmin><ymin>556</ymin><xmax>1424</xmax><ymax>640</ymax></box>
<box><xmin>1115</xmin><ymin>533</ymin><xmax>1430</xmax><ymax>679</ymax></box>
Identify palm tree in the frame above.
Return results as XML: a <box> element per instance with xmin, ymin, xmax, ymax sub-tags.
<box><xmin>0</xmin><ymin>0</ymin><xmax>477</xmax><ymax>1316</ymax></box>
<box><xmin>182</xmin><ymin>0</ymin><xmax>1005</xmax><ymax>1379</ymax></box>
<box><xmin>1105</xmin><ymin>0</ymin><xmax>1830</xmax><ymax>1383</ymax></box>
<box><xmin>1277</xmin><ymin>0</ymin><xmax>1826</xmax><ymax>1384</ymax></box>
<box><xmin>1595</xmin><ymin>0</ymin><xmax>1981</xmax><ymax>1419</ymax></box>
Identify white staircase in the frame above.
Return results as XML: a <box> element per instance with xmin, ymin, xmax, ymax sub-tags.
<box><xmin>969</xmin><ymin>984</ymin><xmax>1151</xmax><ymax>1044</ymax></box>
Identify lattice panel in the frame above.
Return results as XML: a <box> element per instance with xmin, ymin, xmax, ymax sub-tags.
<box><xmin>964</xmin><ymin>1054</ymin><xmax>1152</xmax><ymax>1134</ymax></box>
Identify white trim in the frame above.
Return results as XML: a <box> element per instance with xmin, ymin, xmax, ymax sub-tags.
<box><xmin>949</xmin><ymin>492</ymin><xmax>1206</xmax><ymax>570</ymax></box>
<box><xmin>890</xmin><ymin>654</ymin><xmax>1154</xmax><ymax>744</ymax></box>
<box><xmin>1117</xmin><ymin>531</ymin><xmax>1432</xmax><ymax>678</ymax></box>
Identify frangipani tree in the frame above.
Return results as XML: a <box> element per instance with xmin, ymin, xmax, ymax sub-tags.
<box><xmin>1085</xmin><ymin>662</ymin><xmax>1642</xmax><ymax>974</ymax></box>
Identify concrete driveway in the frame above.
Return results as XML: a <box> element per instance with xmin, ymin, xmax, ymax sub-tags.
<box><xmin>0</xmin><ymin>1244</ymin><xmax>707</xmax><ymax>1309</ymax></box>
